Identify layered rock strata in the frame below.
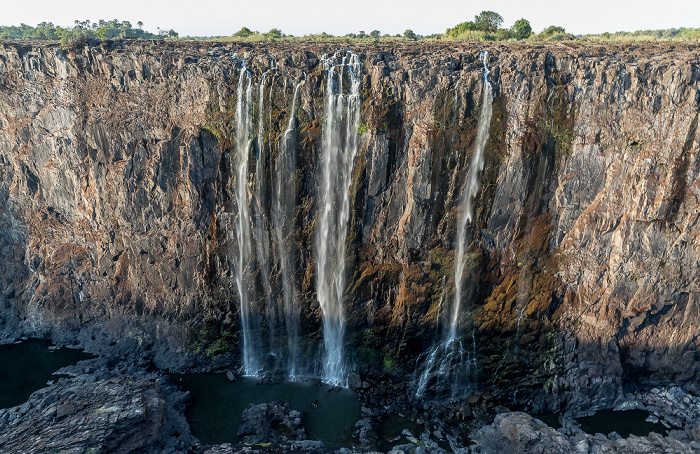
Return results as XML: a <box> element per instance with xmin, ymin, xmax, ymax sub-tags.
<box><xmin>0</xmin><ymin>39</ymin><xmax>698</xmax><ymax>415</ymax></box>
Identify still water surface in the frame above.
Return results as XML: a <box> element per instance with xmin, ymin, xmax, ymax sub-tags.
<box><xmin>171</xmin><ymin>373</ymin><xmax>362</xmax><ymax>448</ymax></box>
<box><xmin>577</xmin><ymin>409</ymin><xmax>669</xmax><ymax>437</ymax></box>
<box><xmin>0</xmin><ymin>339</ymin><xmax>94</xmax><ymax>409</ymax></box>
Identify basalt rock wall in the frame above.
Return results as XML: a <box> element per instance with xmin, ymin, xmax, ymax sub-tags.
<box><xmin>1</xmin><ymin>39</ymin><xmax>699</xmax><ymax>415</ymax></box>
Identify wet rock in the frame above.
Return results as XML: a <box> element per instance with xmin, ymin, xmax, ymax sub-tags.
<box><xmin>289</xmin><ymin>440</ymin><xmax>324</xmax><ymax>452</ymax></box>
<box><xmin>355</xmin><ymin>417</ymin><xmax>378</xmax><ymax>449</ymax></box>
<box><xmin>237</xmin><ymin>401</ymin><xmax>305</xmax><ymax>444</ymax></box>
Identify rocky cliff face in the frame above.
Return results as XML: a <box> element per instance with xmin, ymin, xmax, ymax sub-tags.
<box><xmin>1</xmin><ymin>39</ymin><xmax>698</xmax><ymax>415</ymax></box>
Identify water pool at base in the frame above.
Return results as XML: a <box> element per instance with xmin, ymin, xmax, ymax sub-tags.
<box><xmin>171</xmin><ymin>374</ymin><xmax>362</xmax><ymax>448</ymax></box>
<box><xmin>577</xmin><ymin>409</ymin><xmax>669</xmax><ymax>438</ymax></box>
<box><xmin>377</xmin><ymin>414</ymin><xmax>425</xmax><ymax>452</ymax></box>
<box><xmin>0</xmin><ymin>339</ymin><xmax>94</xmax><ymax>409</ymax></box>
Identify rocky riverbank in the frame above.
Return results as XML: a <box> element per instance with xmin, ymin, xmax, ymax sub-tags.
<box><xmin>0</xmin><ymin>345</ymin><xmax>196</xmax><ymax>453</ymax></box>
<box><xmin>471</xmin><ymin>411</ymin><xmax>700</xmax><ymax>454</ymax></box>
<box><xmin>1</xmin><ymin>353</ymin><xmax>698</xmax><ymax>453</ymax></box>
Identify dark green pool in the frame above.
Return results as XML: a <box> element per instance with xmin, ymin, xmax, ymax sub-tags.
<box><xmin>171</xmin><ymin>374</ymin><xmax>362</xmax><ymax>448</ymax></box>
<box><xmin>377</xmin><ymin>414</ymin><xmax>425</xmax><ymax>452</ymax></box>
<box><xmin>0</xmin><ymin>338</ymin><xmax>95</xmax><ymax>409</ymax></box>
<box><xmin>577</xmin><ymin>409</ymin><xmax>669</xmax><ymax>438</ymax></box>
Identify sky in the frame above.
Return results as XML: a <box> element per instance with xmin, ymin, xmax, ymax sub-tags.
<box><xmin>2</xmin><ymin>0</ymin><xmax>699</xmax><ymax>37</ymax></box>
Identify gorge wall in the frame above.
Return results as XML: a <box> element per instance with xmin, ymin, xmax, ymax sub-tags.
<box><xmin>1</xmin><ymin>39</ymin><xmax>699</xmax><ymax>416</ymax></box>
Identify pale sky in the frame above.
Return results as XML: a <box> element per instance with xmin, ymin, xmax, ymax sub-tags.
<box><xmin>2</xmin><ymin>0</ymin><xmax>699</xmax><ymax>37</ymax></box>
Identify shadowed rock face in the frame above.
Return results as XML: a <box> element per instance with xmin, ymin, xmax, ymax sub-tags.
<box><xmin>471</xmin><ymin>412</ymin><xmax>700</xmax><ymax>454</ymax></box>
<box><xmin>0</xmin><ymin>39</ymin><xmax>699</xmax><ymax>413</ymax></box>
<box><xmin>0</xmin><ymin>375</ymin><xmax>185</xmax><ymax>453</ymax></box>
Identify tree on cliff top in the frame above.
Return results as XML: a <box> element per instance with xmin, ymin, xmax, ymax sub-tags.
<box><xmin>512</xmin><ymin>19</ymin><xmax>532</xmax><ymax>39</ymax></box>
<box><xmin>473</xmin><ymin>11</ymin><xmax>504</xmax><ymax>33</ymax></box>
<box><xmin>445</xmin><ymin>10</ymin><xmax>506</xmax><ymax>38</ymax></box>
<box><xmin>233</xmin><ymin>27</ymin><xmax>254</xmax><ymax>38</ymax></box>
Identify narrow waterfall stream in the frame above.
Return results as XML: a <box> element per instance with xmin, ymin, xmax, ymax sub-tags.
<box><xmin>315</xmin><ymin>52</ymin><xmax>362</xmax><ymax>386</ymax></box>
<box><xmin>252</xmin><ymin>70</ymin><xmax>274</xmax><ymax>361</ymax></box>
<box><xmin>273</xmin><ymin>81</ymin><xmax>303</xmax><ymax>377</ymax></box>
<box><xmin>416</xmin><ymin>51</ymin><xmax>493</xmax><ymax>398</ymax></box>
<box><xmin>233</xmin><ymin>67</ymin><xmax>261</xmax><ymax>376</ymax></box>
<box><xmin>451</xmin><ymin>50</ymin><xmax>493</xmax><ymax>342</ymax></box>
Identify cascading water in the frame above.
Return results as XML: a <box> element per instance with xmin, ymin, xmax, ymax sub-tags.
<box><xmin>315</xmin><ymin>52</ymin><xmax>362</xmax><ymax>386</ymax></box>
<box><xmin>451</xmin><ymin>50</ymin><xmax>493</xmax><ymax>342</ymax></box>
<box><xmin>416</xmin><ymin>50</ymin><xmax>493</xmax><ymax>398</ymax></box>
<box><xmin>233</xmin><ymin>67</ymin><xmax>262</xmax><ymax>376</ymax></box>
<box><xmin>253</xmin><ymin>71</ymin><xmax>275</xmax><ymax>361</ymax></box>
<box><xmin>273</xmin><ymin>81</ymin><xmax>303</xmax><ymax>377</ymax></box>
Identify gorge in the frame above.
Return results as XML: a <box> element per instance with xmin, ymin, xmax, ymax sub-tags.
<box><xmin>0</xmin><ymin>38</ymin><xmax>699</xmax><ymax>453</ymax></box>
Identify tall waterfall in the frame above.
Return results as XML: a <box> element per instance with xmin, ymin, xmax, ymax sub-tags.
<box><xmin>233</xmin><ymin>67</ymin><xmax>262</xmax><ymax>376</ymax></box>
<box><xmin>273</xmin><ymin>82</ymin><xmax>303</xmax><ymax>377</ymax></box>
<box><xmin>450</xmin><ymin>50</ymin><xmax>493</xmax><ymax>342</ymax></box>
<box><xmin>253</xmin><ymin>72</ymin><xmax>274</xmax><ymax>359</ymax></box>
<box><xmin>315</xmin><ymin>52</ymin><xmax>362</xmax><ymax>386</ymax></box>
<box><xmin>416</xmin><ymin>51</ymin><xmax>493</xmax><ymax>398</ymax></box>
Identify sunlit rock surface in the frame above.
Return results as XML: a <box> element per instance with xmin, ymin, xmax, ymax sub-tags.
<box><xmin>0</xmin><ymin>40</ymin><xmax>699</xmax><ymax>426</ymax></box>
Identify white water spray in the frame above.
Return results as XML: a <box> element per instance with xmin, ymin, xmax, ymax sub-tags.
<box><xmin>450</xmin><ymin>50</ymin><xmax>493</xmax><ymax>342</ymax></box>
<box><xmin>233</xmin><ymin>67</ymin><xmax>261</xmax><ymax>376</ymax></box>
<box><xmin>253</xmin><ymin>72</ymin><xmax>274</xmax><ymax>353</ymax></box>
<box><xmin>315</xmin><ymin>52</ymin><xmax>362</xmax><ymax>386</ymax></box>
<box><xmin>273</xmin><ymin>82</ymin><xmax>303</xmax><ymax>377</ymax></box>
<box><xmin>416</xmin><ymin>51</ymin><xmax>493</xmax><ymax>398</ymax></box>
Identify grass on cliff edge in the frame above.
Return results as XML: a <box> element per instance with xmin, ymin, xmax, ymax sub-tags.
<box><xmin>4</xmin><ymin>21</ymin><xmax>700</xmax><ymax>45</ymax></box>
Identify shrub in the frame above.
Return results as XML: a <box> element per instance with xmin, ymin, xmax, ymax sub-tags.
<box><xmin>55</xmin><ymin>26</ymin><xmax>88</xmax><ymax>50</ymax></box>
<box><xmin>445</xmin><ymin>21</ymin><xmax>478</xmax><ymax>38</ymax></box>
<box><xmin>265</xmin><ymin>28</ymin><xmax>283</xmax><ymax>40</ymax></box>
<box><xmin>534</xmin><ymin>26</ymin><xmax>574</xmax><ymax>41</ymax></box>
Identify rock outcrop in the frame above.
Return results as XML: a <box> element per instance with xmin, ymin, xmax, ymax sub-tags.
<box><xmin>0</xmin><ymin>39</ymin><xmax>699</xmax><ymax>417</ymax></box>
<box><xmin>471</xmin><ymin>412</ymin><xmax>700</xmax><ymax>454</ymax></box>
<box><xmin>0</xmin><ymin>373</ymin><xmax>193</xmax><ymax>453</ymax></box>
<box><xmin>237</xmin><ymin>401</ymin><xmax>305</xmax><ymax>444</ymax></box>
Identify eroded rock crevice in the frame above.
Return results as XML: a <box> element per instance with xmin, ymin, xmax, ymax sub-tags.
<box><xmin>0</xmin><ymin>40</ymin><xmax>698</xmax><ymax>422</ymax></box>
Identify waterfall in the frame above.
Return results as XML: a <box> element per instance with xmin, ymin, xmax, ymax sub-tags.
<box><xmin>416</xmin><ymin>51</ymin><xmax>493</xmax><ymax>398</ymax></box>
<box><xmin>450</xmin><ymin>51</ymin><xmax>493</xmax><ymax>341</ymax></box>
<box><xmin>315</xmin><ymin>52</ymin><xmax>362</xmax><ymax>386</ymax></box>
<box><xmin>273</xmin><ymin>82</ymin><xmax>302</xmax><ymax>377</ymax></box>
<box><xmin>233</xmin><ymin>67</ymin><xmax>262</xmax><ymax>376</ymax></box>
<box><xmin>252</xmin><ymin>72</ymin><xmax>275</xmax><ymax>363</ymax></box>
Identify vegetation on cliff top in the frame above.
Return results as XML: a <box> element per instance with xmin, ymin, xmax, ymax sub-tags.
<box><xmin>3</xmin><ymin>12</ymin><xmax>699</xmax><ymax>45</ymax></box>
<box><xmin>0</xmin><ymin>19</ymin><xmax>178</xmax><ymax>48</ymax></box>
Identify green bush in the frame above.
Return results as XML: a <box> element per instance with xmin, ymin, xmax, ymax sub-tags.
<box><xmin>538</xmin><ymin>25</ymin><xmax>566</xmax><ymax>37</ymax></box>
<box><xmin>533</xmin><ymin>26</ymin><xmax>574</xmax><ymax>41</ymax></box>
<box><xmin>55</xmin><ymin>26</ymin><xmax>88</xmax><ymax>50</ymax></box>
